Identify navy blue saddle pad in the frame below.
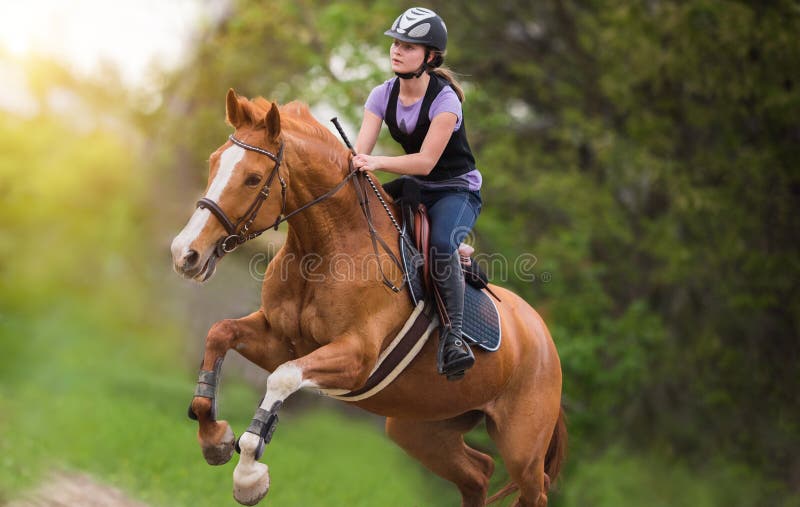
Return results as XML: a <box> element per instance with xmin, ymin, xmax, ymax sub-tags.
<box><xmin>400</xmin><ymin>235</ymin><xmax>501</xmax><ymax>352</ymax></box>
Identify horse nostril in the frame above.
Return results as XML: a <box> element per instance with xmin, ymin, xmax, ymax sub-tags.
<box><xmin>183</xmin><ymin>249</ymin><xmax>200</xmax><ymax>269</ymax></box>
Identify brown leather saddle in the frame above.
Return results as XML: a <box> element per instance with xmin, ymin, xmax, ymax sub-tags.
<box><xmin>410</xmin><ymin>203</ymin><xmax>432</xmax><ymax>293</ymax></box>
<box><xmin>404</xmin><ymin>201</ymin><xmax>495</xmax><ymax>295</ymax></box>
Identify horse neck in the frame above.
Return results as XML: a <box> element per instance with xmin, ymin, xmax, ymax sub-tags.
<box><xmin>282</xmin><ymin>140</ymin><xmax>399</xmax><ymax>258</ymax></box>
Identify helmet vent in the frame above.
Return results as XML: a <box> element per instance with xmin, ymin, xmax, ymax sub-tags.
<box><xmin>399</xmin><ymin>8</ymin><xmax>436</xmax><ymax>30</ymax></box>
<box><xmin>408</xmin><ymin>23</ymin><xmax>431</xmax><ymax>38</ymax></box>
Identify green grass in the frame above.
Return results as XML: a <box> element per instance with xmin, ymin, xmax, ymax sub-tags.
<box><xmin>4</xmin><ymin>298</ymin><xmax>798</xmax><ymax>507</ymax></box>
<box><xmin>4</xmin><ymin>294</ymin><xmax>798</xmax><ymax>507</ymax></box>
<box><xmin>554</xmin><ymin>446</ymin><xmax>800</xmax><ymax>507</ymax></box>
<box><xmin>0</xmin><ymin>300</ymin><xmax>457</xmax><ymax>507</ymax></box>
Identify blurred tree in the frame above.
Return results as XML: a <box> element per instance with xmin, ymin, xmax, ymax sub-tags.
<box><xmin>150</xmin><ymin>0</ymin><xmax>401</xmax><ymax>203</ymax></box>
<box><xmin>425</xmin><ymin>0</ymin><xmax>800</xmax><ymax>490</ymax></box>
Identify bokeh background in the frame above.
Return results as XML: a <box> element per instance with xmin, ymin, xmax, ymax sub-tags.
<box><xmin>1</xmin><ymin>1</ymin><xmax>798</xmax><ymax>506</ymax></box>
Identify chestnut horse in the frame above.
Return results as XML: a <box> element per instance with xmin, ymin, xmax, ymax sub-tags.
<box><xmin>170</xmin><ymin>89</ymin><xmax>565</xmax><ymax>507</ymax></box>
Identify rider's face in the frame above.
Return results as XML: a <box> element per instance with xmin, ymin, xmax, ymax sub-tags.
<box><xmin>390</xmin><ymin>39</ymin><xmax>426</xmax><ymax>74</ymax></box>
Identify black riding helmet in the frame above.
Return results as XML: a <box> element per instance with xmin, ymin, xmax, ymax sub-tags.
<box><xmin>385</xmin><ymin>7</ymin><xmax>447</xmax><ymax>78</ymax></box>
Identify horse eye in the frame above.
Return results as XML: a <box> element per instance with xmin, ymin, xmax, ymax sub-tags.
<box><xmin>244</xmin><ymin>174</ymin><xmax>262</xmax><ymax>187</ymax></box>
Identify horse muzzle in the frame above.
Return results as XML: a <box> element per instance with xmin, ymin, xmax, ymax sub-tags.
<box><xmin>171</xmin><ymin>239</ymin><xmax>220</xmax><ymax>282</ymax></box>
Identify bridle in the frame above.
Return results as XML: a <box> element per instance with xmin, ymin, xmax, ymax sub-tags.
<box><xmin>196</xmin><ymin>132</ymin><xmax>405</xmax><ymax>292</ymax></box>
<box><xmin>197</xmin><ymin>134</ymin><xmax>361</xmax><ymax>257</ymax></box>
<box><xmin>197</xmin><ymin>133</ymin><xmax>367</xmax><ymax>239</ymax></box>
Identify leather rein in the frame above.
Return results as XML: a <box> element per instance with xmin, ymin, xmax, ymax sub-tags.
<box><xmin>196</xmin><ymin>134</ymin><xmax>404</xmax><ymax>292</ymax></box>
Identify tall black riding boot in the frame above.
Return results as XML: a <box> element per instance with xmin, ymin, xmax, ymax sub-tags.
<box><xmin>433</xmin><ymin>251</ymin><xmax>475</xmax><ymax>380</ymax></box>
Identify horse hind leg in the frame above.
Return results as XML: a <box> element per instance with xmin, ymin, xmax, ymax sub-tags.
<box><xmin>385</xmin><ymin>412</ymin><xmax>494</xmax><ymax>507</ymax></box>
<box><xmin>485</xmin><ymin>395</ymin><xmax>564</xmax><ymax>507</ymax></box>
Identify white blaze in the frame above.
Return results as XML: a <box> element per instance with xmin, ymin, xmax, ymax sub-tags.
<box><xmin>171</xmin><ymin>144</ymin><xmax>246</xmax><ymax>260</ymax></box>
<box><xmin>206</xmin><ymin>144</ymin><xmax>246</xmax><ymax>201</ymax></box>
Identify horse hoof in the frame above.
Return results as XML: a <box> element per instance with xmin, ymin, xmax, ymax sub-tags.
<box><xmin>202</xmin><ymin>423</ymin><xmax>236</xmax><ymax>465</ymax></box>
<box><xmin>233</xmin><ymin>461</ymin><xmax>270</xmax><ymax>506</ymax></box>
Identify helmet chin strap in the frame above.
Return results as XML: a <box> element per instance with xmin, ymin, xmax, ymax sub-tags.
<box><xmin>395</xmin><ymin>49</ymin><xmax>431</xmax><ymax>80</ymax></box>
<box><xmin>395</xmin><ymin>66</ymin><xmax>427</xmax><ymax>79</ymax></box>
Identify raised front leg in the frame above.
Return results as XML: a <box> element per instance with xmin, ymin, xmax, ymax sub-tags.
<box><xmin>188</xmin><ymin>310</ymin><xmax>290</xmax><ymax>466</ymax></box>
<box><xmin>232</xmin><ymin>336</ymin><xmax>376</xmax><ymax>506</ymax></box>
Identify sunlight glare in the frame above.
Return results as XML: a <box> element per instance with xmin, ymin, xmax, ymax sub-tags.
<box><xmin>0</xmin><ymin>0</ymin><xmax>204</xmax><ymax>86</ymax></box>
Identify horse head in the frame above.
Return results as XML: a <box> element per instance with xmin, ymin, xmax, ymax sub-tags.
<box><xmin>171</xmin><ymin>89</ymin><xmax>289</xmax><ymax>281</ymax></box>
<box><xmin>171</xmin><ymin>89</ymin><xmax>355</xmax><ymax>282</ymax></box>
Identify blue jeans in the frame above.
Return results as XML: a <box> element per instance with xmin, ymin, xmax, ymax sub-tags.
<box><xmin>420</xmin><ymin>189</ymin><xmax>482</xmax><ymax>259</ymax></box>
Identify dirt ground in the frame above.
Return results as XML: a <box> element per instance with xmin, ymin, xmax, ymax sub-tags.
<box><xmin>5</xmin><ymin>472</ymin><xmax>148</xmax><ymax>507</ymax></box>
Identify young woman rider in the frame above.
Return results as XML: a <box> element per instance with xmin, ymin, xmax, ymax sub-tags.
<box><xmin>353</xmin><ymin>7</ymin><xmax>482</xmax><ymax>380</ymax></box>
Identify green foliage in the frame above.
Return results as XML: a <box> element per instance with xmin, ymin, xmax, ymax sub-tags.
<box><xmin>420</xmin><ymin>0</ymin><xmax>800</xmax><ymax>492</ymax></box>
<box><xmin>557</xmin><ymin>447</ymin><xmax>800</xmax><ymax>507</ymax></box>
<box><xmin>0</xmin><ymin>113</ymin><xmax>148</xmax><ymax>317</ymax></box>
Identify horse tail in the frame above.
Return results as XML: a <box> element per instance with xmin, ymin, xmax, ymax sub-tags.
<box><xmin>485</xmin><ymin>406</ymin><xmax>567</xmax><ymax>505</ymax></box>
<box><xmin>545</xmin><ymin>406</ymin><xmax>568</xmax><ymax>486</ymax></box>
<box><xmin>485</xmin><ymin>481</ymin><xmax>518</xmax><ymax>505</ymax></box>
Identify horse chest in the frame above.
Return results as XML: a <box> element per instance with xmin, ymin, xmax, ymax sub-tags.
<box><xmin>299</xmin><ymin>304</ymin><xmax>334</xmax><ymax>344</ymax></box>
<box><xmin>264</xmin><ymin>297</ymin><xmax>336</xmax><ymax>355</ymax></box>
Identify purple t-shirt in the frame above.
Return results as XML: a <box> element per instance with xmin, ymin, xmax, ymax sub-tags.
<box><xmin>365</xmin><ymin>77</ymin><xmax>482</xmax><ymax>191</ymax></box>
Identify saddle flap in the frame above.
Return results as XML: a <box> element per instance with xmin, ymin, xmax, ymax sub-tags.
<box><xmin>413</xmin><ymin>204</ymin><xmax>432</xmax><ymax>292</ymax></box>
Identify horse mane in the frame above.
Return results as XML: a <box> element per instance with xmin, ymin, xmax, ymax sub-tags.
<box><xmin>232</xmin><ymin>93</ymin><xmax>352</xmax><ymax>182</ymax></box>
<box><xmin>243</xmin><ymin>97</ymin><xmax>340</xmax><ymax>148</ymax></box>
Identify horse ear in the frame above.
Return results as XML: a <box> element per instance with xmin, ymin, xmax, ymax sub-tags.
<box><xmin>226</xmin><ymin>88</ymin><xmax>242</xmax><ymax>128</ymax></box>
<box><xmin>265</xmin><ymin>102</ymin><xmax>281</xmax><ymax>140</ymax></box>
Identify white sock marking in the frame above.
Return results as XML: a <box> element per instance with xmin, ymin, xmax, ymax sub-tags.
<box><xmin>237</xmin><ymin>363</ymin><xmax>315</xmax><ymax>461</ymax></box>
<box><xmin>260</xmin><ymin>363</ymin><xmax>315</xmax><ymax>409</ymax></box>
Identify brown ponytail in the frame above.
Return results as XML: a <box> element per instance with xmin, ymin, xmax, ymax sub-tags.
<box><xmin>428</xmin><ymin>50</ymin><xmax>465</xmax><ymax>102</ymax></box>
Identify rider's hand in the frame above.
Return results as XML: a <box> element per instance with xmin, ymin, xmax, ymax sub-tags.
<box><xmin>353</xmin><ymin>154</ymin><xmax>378</xmax><ymax>172</ymax></box>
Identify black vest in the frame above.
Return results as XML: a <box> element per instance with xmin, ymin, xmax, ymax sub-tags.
<box><xmin>385</xmin><ymin>74</ymin><xmax>477</xmax><ymax>182</ymax></box>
